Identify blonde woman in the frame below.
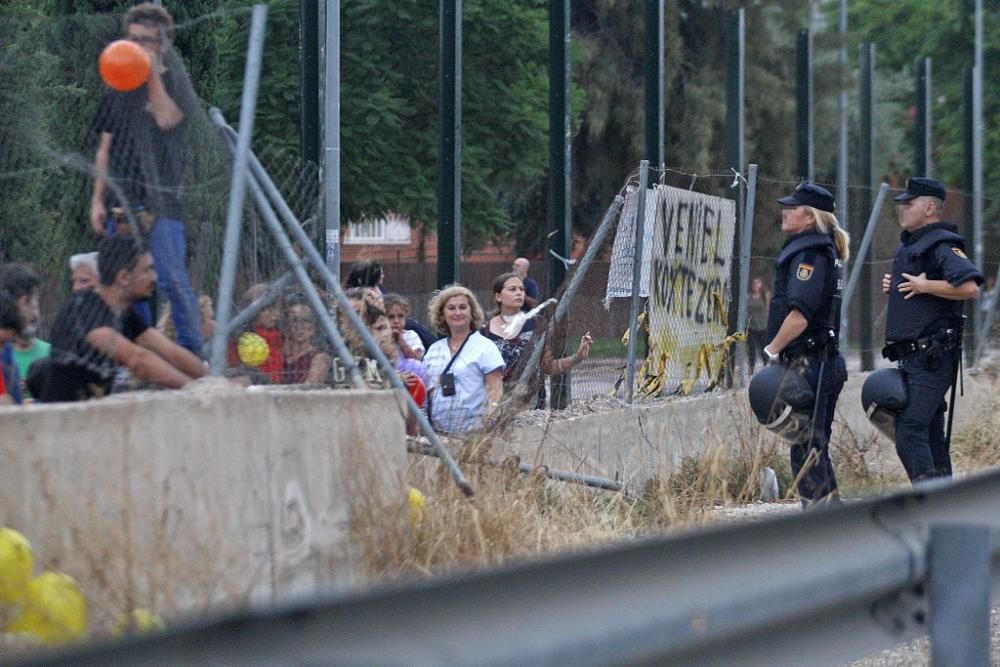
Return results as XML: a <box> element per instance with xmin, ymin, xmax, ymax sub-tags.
<box><xmin>423</xmin><ymin>284</ymin><xmax>504</xmax><ymax>434</ymax></box>
<box><xmin>764</xmin><ymin>182</ymin><xmax>851</xmax><ymax>509</ymax></box>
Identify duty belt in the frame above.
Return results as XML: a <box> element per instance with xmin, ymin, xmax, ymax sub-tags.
<box><xmin>781</xmin><ymin>330</ymin><xmax>839</xmax><ymax>362</ymax></box>
<box><xmin>882</xmin><ymin>328</ymin><xmax>958</xmax><ymax>362</ymax></box>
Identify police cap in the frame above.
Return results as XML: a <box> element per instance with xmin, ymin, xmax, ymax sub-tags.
<box><xmin>777</xmin><ymin>182</ymin><xmax>836</xmax><ymax>213</ymax></box>
<box><xmin>893</xmin><ymin>176</ymin><xmax>946</xmax><ymax>203</ymax></box>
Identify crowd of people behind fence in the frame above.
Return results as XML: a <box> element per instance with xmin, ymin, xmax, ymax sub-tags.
<box><xmin>0</xmin><ymin>242</ymin><xmax>586</xmax><ymax>435</ymax></box>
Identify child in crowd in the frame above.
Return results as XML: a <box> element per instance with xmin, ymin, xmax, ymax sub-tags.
<box><xmin>383</xmin><ymin>293</ymin><xmax>424</xmax><ymax>361</ymax></box>
<box><xmin>283</xmin><ymin>297</ymin><xmax>331</xmax><ymax>384</ymax></box>
<box><xmin>227</xmin><ymin>283</ymin><xmax>284</xmax><ymax>383</ymax></box>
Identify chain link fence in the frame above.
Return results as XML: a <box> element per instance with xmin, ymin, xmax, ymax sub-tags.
<box><xmin>0</xmin><ymin>9</ymin><xmax>321</xmax><ymax>393</ymax></box>
<box><xmin>2</xmin><ymin>9</ymin><xmax>997</xmax><ymax>405</ymax></box>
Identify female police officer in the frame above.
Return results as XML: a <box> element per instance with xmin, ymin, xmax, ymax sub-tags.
<box><xmin>881</xmin><ymin>177</ymin><xmax>983</xmax><ymax>482</ymax></box>
<box><xmin>763</xmin><ymin>183</ymin><xmax>850</xmax><ymax>507</ymax></box>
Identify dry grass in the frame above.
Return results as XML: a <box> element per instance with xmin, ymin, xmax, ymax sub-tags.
<box><xmin>951</xmin><ymin>393</ymin><xmax>1000</xmax><ymax>470</ymax></box>
<box><xmin>349</xmin><ymin>428</ymin><xmax>797</xmax><ymax>584</ymax></box>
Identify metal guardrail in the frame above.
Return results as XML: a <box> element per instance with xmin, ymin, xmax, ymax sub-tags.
<box><xmin>16</xmin><ymin>469</ymin><xmax>1000</xmax><ymax>667</ymax></box>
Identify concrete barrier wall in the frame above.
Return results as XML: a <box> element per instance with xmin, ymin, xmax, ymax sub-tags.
<box><xmin>506</xmin><ymin>369</ymin><xmax>996</xmax><ymax>485</ymax></box>
<box><xmin>0</xmin><ymin>386</ymin><xmax>408</xmax><ymax>629</ymax></box>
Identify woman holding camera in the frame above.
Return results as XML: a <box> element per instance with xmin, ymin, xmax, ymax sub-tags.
<box><xmin>423</xmin><ymin>285</ymin><xmax>504</xmax><ymax>434</ymax></box>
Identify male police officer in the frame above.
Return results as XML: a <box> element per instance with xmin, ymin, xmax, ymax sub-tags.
<box><xmin>881</xmin><ymin>177</ymin><xmax>983</xmax><ymax>482</ymax></box>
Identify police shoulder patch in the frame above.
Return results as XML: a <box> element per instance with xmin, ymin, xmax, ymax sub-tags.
<box><xmin>951</xmin><ymin>246</ymin><xmax>968</xmax><ymax>259</ymax></box>
<box><xmin>796</xmin><ymin>263</ymin><xmax>814</xmax><ymax>281</ymax></box>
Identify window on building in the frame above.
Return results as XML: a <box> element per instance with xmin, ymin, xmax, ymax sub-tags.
<box><xmin>344</xmin><ymin>213</ymin><xmax>412</xmax><ymax>245</ymax></box>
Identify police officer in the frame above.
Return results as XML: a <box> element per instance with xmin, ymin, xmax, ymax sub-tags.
<box><xmin>763</xmin><ymin>183</ymin><xmax>851</xmax><ymax>507</ymax></box>
<box><xmin>881</xmin><ymin>177</ymin><xmax>983</xmax><ymax>482</ymax></box>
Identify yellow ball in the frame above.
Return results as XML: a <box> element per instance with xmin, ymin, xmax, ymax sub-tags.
<box><xmin>7</xmin><ymin>571</ymin><xmax>88</xmax><ymax>644</ymax></box>
<box><xmin>238</xmin><ymin>332</ymin><xmax>270</xmax><ymax>367</ymax></box>
<box><xmin>0</xmin><ymin>527</ymin><xmax>33</xmax><ymax>603</ymax></box>
<box><xmin>114</xmin><ymin>608</ymin><xmax>163</xmax><ymax>637</ymax></box>
<box><xmin>407</xmin><ymin>487</ymin><xmax>426</xmax><ymax>527</ymax></box>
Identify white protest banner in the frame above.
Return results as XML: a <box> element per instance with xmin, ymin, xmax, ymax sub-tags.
<box><xmin>606</xmin><ymin>184</ymin><xmax>736</xmax><ymax>392</ymax></box>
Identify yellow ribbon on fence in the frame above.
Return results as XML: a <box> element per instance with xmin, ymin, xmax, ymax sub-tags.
<box><xmin>613</xmin><ymin>292</ymin><xmax>749</xmax><ymax>398</ymax></box>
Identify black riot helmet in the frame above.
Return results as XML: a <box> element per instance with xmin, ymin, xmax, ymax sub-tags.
<box><xmin>861</xmin><ymin>368</ymin><xmax>907</xmax><ymax>441</ymax></box>
<box><xmin>748</xmin><ymin>364</ymin><xmax>815</xmax><ymax>444</ymax></box>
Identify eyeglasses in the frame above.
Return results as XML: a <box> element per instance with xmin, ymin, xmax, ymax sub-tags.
<box><xmin>289</xmin><ymin>317</ymin><xmax>315</xmax><ymax>326</ymax></box>
<box><xmin>127</xmin><ymin>34</ymin><xmax>162</xmax><ymax>46</ymax></box>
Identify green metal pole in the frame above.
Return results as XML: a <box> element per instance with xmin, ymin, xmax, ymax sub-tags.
<box><xmin>795</xmin><ymin>28</ymin><xmax>813</xmax><ymax>180</ymax></box>
<box><xmin>437</xmin><ymin>0</ymin><xmax>462</xmax><ymax>288</ymax></box>
<box><xmin>644</xmin><ymin>0</ymin><xmax>664</xmax><ymax>166</ymax></box>
<box><xmin>963</xmin><ymin>65</ymin><xmax>975</xmax><ymax>365</ymax></box>
<box><xmin>915</xmin><ymin>57</ymin><xmax>931</xmax><ymax>176</ymax></box>
<box><xmin>725</xmin><ymin>9</ymin><xmax>745</xmax><ymax>386</ymax></box>
<box><xmin>548</xmin><ymin>0</ymin><xmax>571</xmax><ymax>409</ymax></box>
<box><xmin>858</xmin><ymin>43</ymin><xmax>875</xmax><ymax>371</ymax></box>
<box><xmin>300</xmin><ymin>0</ymin><xmax>319</xmax><ymax>167</ymax></box>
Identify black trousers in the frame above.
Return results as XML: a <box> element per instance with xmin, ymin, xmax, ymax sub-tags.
<box><xmin>895</xmin><ymin>351</ymin><xmax>955</xmax><ymax>481</ymax></box>
<box><xmin>788</xmin><ymin>351</ymin><xmax>847</xmax><ymax>501</ymax></box>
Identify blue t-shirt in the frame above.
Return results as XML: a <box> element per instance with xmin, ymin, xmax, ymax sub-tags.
<box><xmin>1</xmin><ymin>342</ymin><xmax>23</xmax><ymax>404</ymax></box>
<box><xmin>521</xmin><ymin>277</ymin><xmax>541</xmax><ymax>312</ymax></box>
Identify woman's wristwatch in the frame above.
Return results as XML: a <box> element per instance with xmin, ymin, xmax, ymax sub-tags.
<box><xmin>763</xmin><ymin>346</ymin><xmax>781</xmax><ymax>363</ymax></box>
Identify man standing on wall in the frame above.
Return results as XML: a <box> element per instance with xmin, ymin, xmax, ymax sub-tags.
<box><xmin>512</xmin><ymin>257</ymin><xmax>540</xmax><ymax>312</ymax></box>
<box><xmin>89</xmin><ymin>3</ymin><xmax>202</xmax><ymax>355</ymax></box>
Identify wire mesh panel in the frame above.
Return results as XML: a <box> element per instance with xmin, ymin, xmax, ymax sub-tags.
<box><xmin>553</xmin><ymin>168</ymin><xmax>743</xmax><ymax>402</ymax></box>
<box><xmin>0</xmin><ymin>7</ymin><xmax>324</xmax><ymax>398</ymax></box>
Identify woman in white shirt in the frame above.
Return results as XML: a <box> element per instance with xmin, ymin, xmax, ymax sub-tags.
<box><xmin>423</xmin><ymin>285</ymin><xmax>504</xmax><ymax>434</ymax></box>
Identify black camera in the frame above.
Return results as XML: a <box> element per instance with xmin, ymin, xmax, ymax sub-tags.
<box><xmin>440</xmin><ymin>372</ymin><xmax>456</xmax><ymax>396</ymax></box>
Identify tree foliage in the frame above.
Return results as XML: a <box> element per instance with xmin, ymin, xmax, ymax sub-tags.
<box><xmin>837</xmin><ymin>0</ymin><xmax>1000</xmax><ymax>200</ymax></box>
<box><xmin>10</xmin><ymin>0</ymin><xmax>989</xmax><ymax>271</ymax></box>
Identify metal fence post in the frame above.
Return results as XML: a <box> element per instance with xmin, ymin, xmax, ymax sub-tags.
<box><xmin>858</xmin><ymin>42</ymin><xmax>876</xmax><ymax>371</ymax></box>
<box><xmin>972</xmin><ymin>0</ymin><xmax>984</xmax><ymax>364</ymax></box>
<box><xmin>322</xmin><ymin>0</ymin><xmax>341</xmax><ymax>279</ymax></box>
<box><xmin>736</xmin><ymin>164</ymin><xmax>757</xmax><ymax>382</ymax></box>
<box><xmin>624</xmin><ymin>161</ymin><xmax>650</xmax><ymax>405</ymax></box>
<box><xmin>915</xmin><ymin>57</ymin><xmax>932</xmax><ymax>177</ymax></box>
<box><xmin>841</xmin><ymin>183</ymin><xmax>888</xmax><ymax>351</ymax></box>
<box><xmin>795</xmin><ymin>29</ymin><xmax>813</xmax><ymax>180</ymax></box>
<box><xmin>437</xmin><ymin>0</ymin><xmax>462</xmax><ymax>288</ymax></box>
<box><xmin>929</xmin><ymin>523</ymin><xmax>991</xmax><ymax>667</ymax></box>
<box><xmin>210</xmin><ymin>4</ymin><xmax>268</xmax><ymax>375</ymax></box>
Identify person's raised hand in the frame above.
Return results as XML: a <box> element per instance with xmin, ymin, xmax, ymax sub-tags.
<box><xmin>576</xmin><ymin>331</ymin><xmax>593</xmax><ymax>361</ymax></box>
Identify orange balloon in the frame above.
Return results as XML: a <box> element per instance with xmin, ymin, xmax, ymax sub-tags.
<box><xmin>98</xmin><ymin>40</ymin><xmax>151</xmax><ymax>92</ymax></box>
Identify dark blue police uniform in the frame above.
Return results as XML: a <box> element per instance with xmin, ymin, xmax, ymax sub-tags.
<box><xmin>883</xmin><ymin>181</ymin><xmax>983</xmax><ymax>481</ymax></box>
<box><xmin>767</xmin><ymin>229</ymin><xmax>847</xmax><ymax>502</ymax></box>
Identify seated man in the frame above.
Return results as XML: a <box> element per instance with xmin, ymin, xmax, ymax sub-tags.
<box><xmin>40</xmin><ymin>236</ymin><xmax>206</xmax><ymax>402</ymax></box>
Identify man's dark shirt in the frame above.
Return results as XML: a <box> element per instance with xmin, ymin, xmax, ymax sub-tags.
<box><xmin>41</xmin><ymin>290</ymin><xmax>149</xmax><ymax>402</ymax></box>
<box><xmin>521</xmin><ymin>276</ymin><xmax>540</xmax><ymax>312</ymax></box>
<box><xmin>93</xmin><ymin>53</ymin><xmax>196</xmax><ymax>219</ymax></box>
